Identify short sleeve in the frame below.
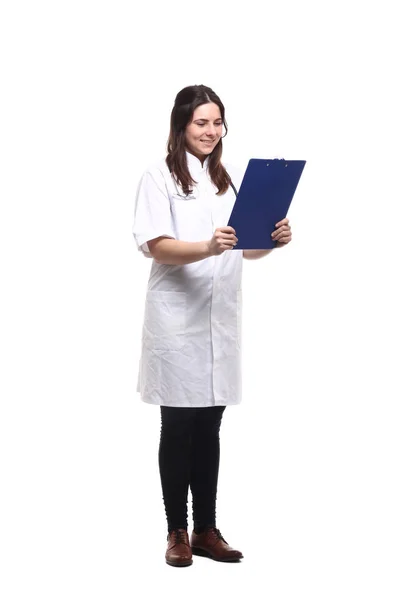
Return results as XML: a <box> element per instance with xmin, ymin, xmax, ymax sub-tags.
<box><xmin>132</xmin><ymin>168</ymin><xmax>176</xmax><ymax>258</ymax></box>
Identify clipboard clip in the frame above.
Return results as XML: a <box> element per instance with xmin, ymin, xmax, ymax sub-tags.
<box><xmin>266</xmin><ymin>157</ymin><xmax>287</xmax><ymax>167</ymax></box>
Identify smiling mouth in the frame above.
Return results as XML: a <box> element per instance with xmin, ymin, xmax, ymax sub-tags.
<box><xmin>201</xmin><ymin>140</ymin><xmax>215</xmax><ymax>143</ymax></box>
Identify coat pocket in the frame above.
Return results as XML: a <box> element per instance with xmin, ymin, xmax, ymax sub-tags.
<box><xmin>170</xmin><ymin>193</ymin><xmax>206</xmax><ymax>241</ymax></box>
<box><xmin>171</xmin><ymin>191</ymin><xmax>198</xmax><ymax>201</ymax></box>
<box><xmin>143</xmin><ymin>290</ymin><xmax>187</xmax><ymax>352</ymax></box>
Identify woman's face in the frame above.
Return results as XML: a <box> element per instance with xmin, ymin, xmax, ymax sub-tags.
<box><xmin>185</xmin><ymin>103</ymin><xmax>223</xmax><ymax>161</ymax></box>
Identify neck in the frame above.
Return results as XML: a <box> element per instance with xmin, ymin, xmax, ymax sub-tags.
<box><xmin>187</xmin><ymin>149</ymin><xmax>207</xmax><ymax>166</ymax></box>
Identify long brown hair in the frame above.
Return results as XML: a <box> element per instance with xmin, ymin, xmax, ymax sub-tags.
<box><xmin>166</xmin><ymin>85</ymin><xmax>232</xmax><ymax>196</ymax></box>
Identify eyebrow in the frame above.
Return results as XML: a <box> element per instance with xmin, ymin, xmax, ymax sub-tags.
<box><xmin>194</xmin><ymin>118</ymin><xmax>223</xmax><ymax>122</ymax></box>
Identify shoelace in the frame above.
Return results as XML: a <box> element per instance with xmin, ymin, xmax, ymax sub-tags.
<box><xmin>209</xmin><ymin>527</ymin><xmax>227</xmax><ymax>544</ymax></box>
<box><xmin>168</xmin><ymin>529</ymin><xmax>187</xmax><ymax>544</ymax></box>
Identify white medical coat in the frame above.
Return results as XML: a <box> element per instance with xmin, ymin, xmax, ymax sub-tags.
<box><xmin>132</xmin><ymin>151</ymin><xmax>245</xmax><ymax>407</ymax></box>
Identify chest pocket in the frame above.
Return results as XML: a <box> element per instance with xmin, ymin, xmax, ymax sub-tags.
<box><xmin>170</xmin><ymin>193</ymin><xmax>209</xmax><ymax>241</ymax></box>
<box><xmin>143</xmin><ymin>290</ymin><xmax>187</xmax><ymax>352</ymax></box>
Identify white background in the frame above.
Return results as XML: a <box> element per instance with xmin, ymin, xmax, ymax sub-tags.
<box><xmin>1</xmin><ymin>0</ymin><xmax>399</xmax><ymax>598</ymax></box>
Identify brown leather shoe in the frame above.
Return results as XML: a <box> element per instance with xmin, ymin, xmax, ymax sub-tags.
<box><xmin>190</xmin><ymin>527</ymin><xmax>243</xmax><ymax>562</ymax></box>
<box><xmin>165</xmin><ymin>529</ymin><xmax>193</xmax><ymax>567</ymax></box>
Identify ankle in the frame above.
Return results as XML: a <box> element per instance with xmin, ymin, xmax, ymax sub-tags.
<box><xmin>168</xmin><ymin>527</ymin><xmax>187</xmax><ymax>534</ymax></box>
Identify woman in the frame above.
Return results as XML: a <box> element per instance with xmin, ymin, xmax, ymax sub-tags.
<box><xmin>132</xmin><ymin>85</ymin><xmax>292</xmax><ymax>567</ymax></box>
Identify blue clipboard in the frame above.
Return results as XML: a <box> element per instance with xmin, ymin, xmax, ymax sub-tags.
<box><xmin>227</xmin><ymin>158</ymin><xmax>306</xmax><ymax>249</ymax></box>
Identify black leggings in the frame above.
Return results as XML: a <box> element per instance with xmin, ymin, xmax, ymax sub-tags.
<box><xmin>158</xmin><ymin>406</ymin><xmax>226</xmax><ymax>533</ymax></box>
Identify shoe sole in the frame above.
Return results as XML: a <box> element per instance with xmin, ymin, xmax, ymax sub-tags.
<box><xmin>166</xmin><ymin>559</ymin><xmax>193</xmax><ymax>567</ymax></box>
<box><xmin>191</xmin><ymin>546</ymin><xmax>243</xmax><ymax>562</ymax></box>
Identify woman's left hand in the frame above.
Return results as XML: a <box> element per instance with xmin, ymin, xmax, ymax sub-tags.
<box><xmin>271</xmin><ymin>218</ymin><xmax>292</xmax><ymax>247</ymax></box>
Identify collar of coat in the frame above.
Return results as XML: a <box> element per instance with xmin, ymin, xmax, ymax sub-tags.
<box><xmin>185</xmin><ymin>151</ymin><xmax>210</xmax><ymax>177</ymax></box>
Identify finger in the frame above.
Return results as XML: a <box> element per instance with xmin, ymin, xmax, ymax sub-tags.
<box><xmin>271</xmin><ymin>226</ymin><xmax>290</xmax><ymax>239</ymax></box>
<box><xmin>275</xmin><ymin>233</ymin><xmax>292</xmax><ymax>243</ymax></box>
<box><xmin>274</xmin><ymin>224</ymin><xmax>291</xmax><ymax>233</ymax></box>
<box><xmin>273</xmin><ymin>228</ymin><xmax>292</xmax><ymax>240</ymax></box>
<box><xmin>222</xmin><ymin>233</ymin><xmax>238</xmax><ymax>242</ymax></box>
<box><xmin>219</xmin><ymin>234</ymin><xmax>238</xmax><ymax>243</ymax></box>
<box><xmin>276</xmin><ymin>238</ymin><xmax>292</xmax><ymax>247</ymax></box>
<box><xmin>219</xmin><ymin>226</ymin><xmax>236</xmax><ymax>234</ymax></box>
<box><xmin>271</xmin><ymin>227</ymin><xmax>283</xmax><ymax>238</ymax></box>
<box><xmin>275</xmin><ymin>231</ymin><xmax>292</xmax><ymax>241</ymax></box>
<box><xmin>275</xmin><ymin>218</ymin><xmax>289</xmax><ymax>228</ymax></box>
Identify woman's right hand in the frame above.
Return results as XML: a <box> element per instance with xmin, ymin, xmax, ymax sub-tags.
<box><xmin>207</xmin><ymin>227</ymin><xmax>238</xmax><ymax>256</ymax></box>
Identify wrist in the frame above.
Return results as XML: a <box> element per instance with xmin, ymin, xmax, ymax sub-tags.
<box><xmin>203</xmin><ymin>240</ymin><xmax>213</xmax><ymax>257</ymax></box>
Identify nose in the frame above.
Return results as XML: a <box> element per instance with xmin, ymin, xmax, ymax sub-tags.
<box><xmin>205</xmin><ymin>125</ymin><xmax>217</xmax><ymax>137</ymax></box>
